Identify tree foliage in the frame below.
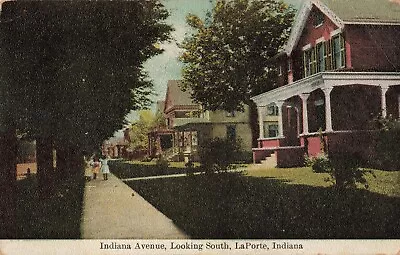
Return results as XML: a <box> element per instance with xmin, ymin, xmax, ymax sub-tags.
<box><xmin>128</xmin><ymin>111</ymin><xmax>157</xmax><ymax>152</ymax></box>
<box><xmin>375</xmin><ymin>116</ymin><xmax>400</xmax><ymax>170</ymax></box>
<box><xmin>179</xmin><ymin>0</ymin><xmax>295</xmax><ymax>112</ymax></box>
<box><xmin>198</xmin><ymin>137</ymin><xmax>242</xmax><ymax>173</ymax></box>
<box><xmin>0</xmin><ymin>1</ymin><xmax>172</xmax><ymax>151</ymax></box>
<box><xmin>0</xmin><ymin>1</ymin><xmax>172</xmax><ymax>197</ymax></box>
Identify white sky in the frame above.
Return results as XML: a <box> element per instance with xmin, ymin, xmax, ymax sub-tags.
<box><xmin>125</xmin><ymin>0</ymin><xmax>302</xmax><ymax>122</ymax></box>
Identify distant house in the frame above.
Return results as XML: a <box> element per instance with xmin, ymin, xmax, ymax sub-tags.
<box><xmin>147</xmin><ymin>100</ymin><xmax>175</xmax><ymax>158</ymax></box>
<box><xmin>251</xmin><ymin>0</ymin><xmax>400</xmax><ymax>167</ymax></box>
<box><xmin>149</xmin><ymin>80</ymin><xmax>253</xmax><ymax>161</ymax></box>
<box><xmin>102</xmin><ymin>136</ymin><xmax>129</xmax><ymax>158</ymax></box>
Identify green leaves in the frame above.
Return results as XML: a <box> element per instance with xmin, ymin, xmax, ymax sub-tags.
<box><xmin>179</xmin><ymin>0</ymin><xmax>295</xmax><ymax>112</ymax></box>
<box><xmin>1</xmin><ymin>1</ymin><xmax>172</xmax><ymax>151</ymax></box>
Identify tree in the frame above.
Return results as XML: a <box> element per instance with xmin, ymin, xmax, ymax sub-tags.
<box><xmin>198</xmin><ymin>137</ymin><xmax>242</xmax><ymax>174</ymax></box>
<box><xmin>179</xmin><ymin>0</ymin><xmax>295</xmax><ymax>145</ymax></box>
<box><xmin>128</xmin><ymin>110</ymin><xmax>156</xmax><ymax>153</ymax></box>
<box><xmin>0</xmin><ymin>1</ymin><xmax>172</xmax><ymax>197</ymax></box>
<box><xmin>375</xmin><ymin>116</ymin><xmax>400</xmax><ymax>170</ymax></box>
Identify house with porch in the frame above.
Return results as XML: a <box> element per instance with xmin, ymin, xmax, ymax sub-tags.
<box><xmin>252</xmin><ymin>0</ymin><xmax>400</xmax><ymax>168</ymax></box>
<box><xmin>150</xmin><ymin>80</ymin><xmax>253</xmax><ymax>161</ymax></box>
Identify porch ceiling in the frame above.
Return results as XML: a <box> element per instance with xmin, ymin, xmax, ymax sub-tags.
<box><xmin>251</xmin><ymin>72</ymin><xmax>400</xmax><ymax>106</ymax></box>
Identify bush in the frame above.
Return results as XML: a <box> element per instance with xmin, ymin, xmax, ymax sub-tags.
<box><xmin>305</xmin><ymin>153</ymin><xmax>331</xmax><ymax>173</ymax></box>
<box><xmin>327</xmin><ymin>152</ymin><xmax>374</xmax><ymax>190</ymax></box>
<box><xmin>185</xmin><ymin>160</ymin><xmax>195</xmax><ymax>176</ymax></box>
<box><xmin>198</xmin><ymin>137</ymin><xmax>242</xmax><ymax>174</ymax></box>
<box><xmin>375</xmin><ymin>116</ymin><xmax>400</xmax><ymax>170</ymax></box>
<box><xmin>306</xmin><ymin>152</ymin><xmax>374</xmax><ymax>190</ymax></box>
<box><xmin>155</xmin><ymin>156</ymin><xmax>169</xmax><ymax>174</ymax></box>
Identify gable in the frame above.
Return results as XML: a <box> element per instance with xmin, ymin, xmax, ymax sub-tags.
<box><xmin>284</xmin><ymin>0</ymin><xmax>343</xmax><ymax>55</ymax></box>
<box><xmin>164</xmin><ymin>80</ymin><xmax>198</xmax><ymax>113</ymax></box>
<box><xmin>284</xmin><ymin>0</ymin><xmax>400</xmax><ymax>55</ymax></box>
<box><xmin>295</xmin><ymin>6</ymin><xmax>339</xmax><ymax>52</ymax></box>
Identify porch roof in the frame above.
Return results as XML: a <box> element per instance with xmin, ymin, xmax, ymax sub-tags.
<box><xmin>173</xmin><ymin>118</ymin><xmax>210</xmax><ymax>129</ymax></box>
<box><xmin>251</xmin><ymin>72</ymin><xmax>400</xmax><ymax>106</ymax></box>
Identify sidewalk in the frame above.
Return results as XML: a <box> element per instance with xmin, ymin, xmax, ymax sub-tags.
<box><xmin>80</xmin><ymin>173</ymin><xmax>189</xmax><ymax>239</ymax></box>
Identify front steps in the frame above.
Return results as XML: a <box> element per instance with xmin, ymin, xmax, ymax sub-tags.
<box><xmin>250</xmin><ymin>152</ymin><xmax>277</xmax><ymax>170</ymax></box>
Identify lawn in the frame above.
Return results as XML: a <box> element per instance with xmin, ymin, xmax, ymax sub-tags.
<box><xmin>114</xmin><ymin>162</ymin><xmax>400</xmax><ymax>239</ymax></box>
<box><xmin>14</xmin><ymin>172</ymin><xmax>85</xmax><ymax>238</ymax></box>
<box><xmin>110</xmin><ymin>159</ymin><xmax>201</xmax><ymax>179</ymax></box>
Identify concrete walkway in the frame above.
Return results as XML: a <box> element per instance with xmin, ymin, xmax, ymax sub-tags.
<box><xmin>80</xmin><ymin>173</ymin><xmax>189</xmax><ymax>239</ymax></box>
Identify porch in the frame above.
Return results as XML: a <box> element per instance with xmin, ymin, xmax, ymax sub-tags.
<box><xmin>251</xmin><ymin>72</ymin><xmax>400</xmax><ymax>167</ymax></box>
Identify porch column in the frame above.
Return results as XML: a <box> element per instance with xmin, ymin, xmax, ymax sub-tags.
<box><xmin>381</xmin><ymin>86</ymin><xmax>389</xmax><ymax>118</ymax></box>
<box><xmin>257</xmin><ymin>106</ymin><xmax>266</xmax><ymax>139</ymax></box>
<box><xmin>299</xmin><ymin>93</ymin><xmax>310</xmax><ymax>134</ymax></box>
<box><xmin>276</xmin><ymin>100</ymin><xmax>285</xmax><ymax>137</ymax></box>
<box><xmin>323</xmin><ymin>87</ymin><xmax>333</xmax><ymax>132</ymax></box>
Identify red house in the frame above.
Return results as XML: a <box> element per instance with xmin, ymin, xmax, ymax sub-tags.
<box><xmin>251</xmin><ymin>0</ymin><xmax>400</xmax><ymax>167</ymax></box>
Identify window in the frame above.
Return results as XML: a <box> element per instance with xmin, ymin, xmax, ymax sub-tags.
<box><xmin>226</xmin><ymin>111</ymin><xmax>236</xmax><ymax>117</ymax></box>
<box><xmin>288</xmin><ymin>60</ymin><xmax>292</xmax><ymax>73</ymax></box>
<box><xmin>302</xmin><ymin>33</ymin><xmax>345</xmax><ymax>78</ymax></box>
<box><xmin>303</xmin><ymin>48</ymin><xmax>316</xmax><ymax>77</ymax></box>
<box><xmin>226</xmin><ymin>125</ymin><xmax>236</xmax><ymax>141</ymax></box>
<box><xmin>325</xmin><ymin>39</ymin><xmax>332</xmax><ymax>70</ymax></box>
<box><xmin>316</xmin><ymin>41</ymin><xmax>326</xmax><ymax>72</ymax></box>
<box><xmin>332</xmin><ymin>34</ymin><xmax>345</xmax><ymax>69</ymax></box>
<box><xmin>278</xmin><ymin>65</ymin><xmax>282</xmax><ymax>76</ymax></box>
<box><xmin>191</xmin><ymin>132</ymin><xmax>198</xmax><ymax>146</ymax></box>
<box><xmin>266</xmin><ymin>104</ymin><xmax>279</xmax><ymax>116</ymax></box>
<box><xmin>313</xmin><ymin>11</ymin><xmax>324</xmax><ymax>27</ymax></box>
<box><xmin>268</xmin><ymin>124</ymin><xmax>279</xmax><ymax>137</ymax></box>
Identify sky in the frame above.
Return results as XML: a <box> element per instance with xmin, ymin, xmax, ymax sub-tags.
<box><xmin>125</xmin><ymin>0</ymin><xmax>302</xmax><ymax>122</ymax></box>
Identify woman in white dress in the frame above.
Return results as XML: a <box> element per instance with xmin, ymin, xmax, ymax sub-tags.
<box><xmin>99</xmin><ymin>155</ymin><xmax>110</xmax><ymax>180</ymax></box>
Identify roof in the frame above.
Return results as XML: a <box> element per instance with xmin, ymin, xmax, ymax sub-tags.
<box><xmin>164</xmin><ymin>80</ymin><xmax>198</xmax><ymax>112</ymax></box>
<box><xmin>156</xmin><ymin>100</ymin><xmax>165</xmax><ymax>113</ymax></box>
<box><xmin>320</xmin><ymin>0</ymin><xmax>400</xmax><ymax>24</ymax></box>
<box><xmin>284</xmin><ymin>0</ymin><xmax>400</xmax><ymax>55</ymax></box>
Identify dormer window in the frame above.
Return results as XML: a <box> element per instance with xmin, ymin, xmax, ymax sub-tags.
<box><xmin>313</xmin><ymin>11</ymin><xmax>324</xmax><ymax>27</ymax></box>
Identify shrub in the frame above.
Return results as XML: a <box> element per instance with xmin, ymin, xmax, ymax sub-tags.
<box><xmin>305</xmin><ymin>153</ymin><xmax>331</xmax><ymax>173</ymax></box>
<box><xmin>155</xmin><ymin>156</ymin><xmax>169</xmax><ymax>174</ymax></box>
<box><xmin>198</xmin><ymin>137</ymin><xmax>242</xmax><ymax>174</ymax></box>
<box><xmin>185</xmin><ymin>160</ymin><xmax>195</xmax><ymax>176</ymax></box>
<box><xmin>327</xmin><ymin>152</ymin><xmax>374</xmax><ymax>191</ymax></box>
<box><xmin>375</xmin><ymin>116</ymin><xmax>400</xmax><ymax>170</ymax></box>
<box><xmin>306</xmin><ymin>152</ymin><xmax>374</xmax><ymax>190</ymax></box>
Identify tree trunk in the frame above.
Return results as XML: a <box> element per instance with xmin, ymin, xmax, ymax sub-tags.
<box><xmin>248</xmin><ymin>101</ymin><xmax>260</xmax><ymax>148</ymax></box>
<box><xmin>0</xmin><ymin>128</ymin><xmax>17</xmax><ymax>238</ymax></box>
<box><xmin>56</xmin><ymin>143</ymin><xmax>84</xmax><ymax>179</ymax></box>
<box><xmin>56</xmin><ymin>144</ymin><xmax>68</xmax><ymax>179</ymax></box>
<box><xmin>36</xmin><ymin>137</ymin><xmax>55</xmax><ymax>198</ymax></box>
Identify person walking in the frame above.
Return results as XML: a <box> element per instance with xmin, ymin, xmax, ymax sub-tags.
<box><xmin>91</xmin><ymin>156</ymin><xmax>101</xmax><ymax>180</ymax></box>
<box><xmin>100</xmin><ymin>154</ymin><xmax>110</xmax><ymax>180</ymax></box>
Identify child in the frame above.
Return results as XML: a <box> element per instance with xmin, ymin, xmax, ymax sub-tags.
<box><xmin>99</xmin><ymin>155</ymin><xmax>110</xmax><ymax>180</ymax></box>
<box><xmin>91</xmin><ymin>156</ymin><xmax>101</xmax><ymax>180</ymax></box>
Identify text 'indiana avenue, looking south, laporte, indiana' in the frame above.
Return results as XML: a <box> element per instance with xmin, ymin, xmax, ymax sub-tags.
<box><xmin>99</xmin><ymin>241</ymin><xmax>304</xmax><ymax>251</ymax></box>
